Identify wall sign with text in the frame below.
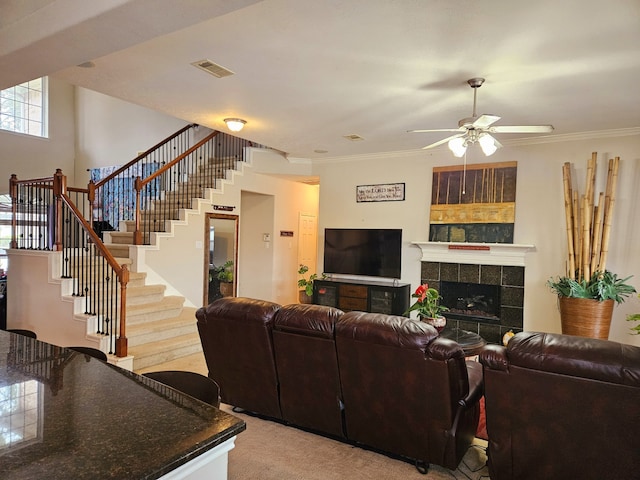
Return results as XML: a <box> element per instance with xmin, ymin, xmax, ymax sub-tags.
<box><xmin>356</xmin><ymin>183</ymin><xmax>405</xmax><ymax>202</ymax></box>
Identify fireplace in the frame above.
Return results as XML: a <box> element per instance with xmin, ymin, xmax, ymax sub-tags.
<box><xmin>440</xmin><ymin>281</ymin><xmax>501</xmax><ymax>323</ymax></box>
<box><xmin>412</xmin><ymin>241</ymin><xmax>533</xmax><ymax>345</ymax></box>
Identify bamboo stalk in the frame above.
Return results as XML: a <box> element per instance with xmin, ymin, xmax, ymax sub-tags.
<box><xmin>573</xmin><ymin>190</ymin><xmax>581</xmax><ymax>280</ymax></box>
<box><xmin>590</xmin><ymin>192</ymin><xmax>604</xmax><ymax>275</ymax></box>
<box><xmin>581</xmin><ymin>193</ymin><xmax>591</xmax><ymax>279</ymax></box>
<box><xmin>598</xmin><ymin>156</ymin><xmax>619</xmax><ymax>273</ymax></box>
<box><xmin>562</xmin><ymin>162</ymin><xmax>576</xmax><ymax>278</ymax></box>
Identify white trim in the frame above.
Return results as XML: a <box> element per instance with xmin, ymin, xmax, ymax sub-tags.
<box><xmin>411</xmin><ymin>241</ymin><xmax>535</xmax><ymax>267</ymax></box>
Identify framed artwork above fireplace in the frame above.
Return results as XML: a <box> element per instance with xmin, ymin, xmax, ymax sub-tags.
<box><xmin>429</xmin><ymin>161</ymin><xmax>517</xmax><ymax>243</ymax></box>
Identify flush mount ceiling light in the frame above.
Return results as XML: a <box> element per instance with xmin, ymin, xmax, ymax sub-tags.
<box><xmin>224</xmin><ymin>118</ymin><xmax>246</xmax><ymax>132</ymax></box>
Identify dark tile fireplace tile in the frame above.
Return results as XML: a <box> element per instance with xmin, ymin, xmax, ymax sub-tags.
<box><xmin>422</xmin><ymin>261</ymin><xmax>440</xmax><ymax>282</ymax></box>
<box><xmin>440</xmin><ymin>263</ymin><xmax>459</xmax><ymax>282</ymax></box>
<box><xmin>480</xmin><ymin>265</ymin><xmax>501</xmax><ymax>285</ymax></box>
<box><xmin>502</xmin><ymin>266</ymin><xmax>524</xmax><ymax>286</ymax></box>
<box><xmin>459</xmin><ymin>264</ymin><xmax>480</xmax><ymax>283</ymax></box>
<box><xmin>500</xmin><ymin>306</ymin><xmax>524</xmax><ymax>328</ymax></box>
<box><xmin>501</xmin><ymin>286</ymin><xmax>524</xmax><ymax>307</ymax></box>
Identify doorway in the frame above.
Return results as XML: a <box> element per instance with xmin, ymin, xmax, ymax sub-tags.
<box><xmin>204</xmin><ymin>213</ymin><xmax>238</xmax><ymax>305</ymax></box>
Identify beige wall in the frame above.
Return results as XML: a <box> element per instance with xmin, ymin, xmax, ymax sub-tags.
<box><xmin>5</xmin><ymin>80</ymin><xmax>639</xmax><ymax>347</ymax></box>
<box><xmin>73</xmin><ymin>87</ymin><xmax>187</xmax><ymax>185</ymax></box>
<box><xmin>0</xmin><ymin>77</ymin><xmax>75</xmax><ymax>193</ymax></box>
<box><xmin>314</xmin><ymin>133</ymin><xmax>640</xmax><ymax>346</ymax></box>
<box><xmin>141</xmin><ymin>147</ymin><xmax>320</xmax><ymax>308</ymax></box>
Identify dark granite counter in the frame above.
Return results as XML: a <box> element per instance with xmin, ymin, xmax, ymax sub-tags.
<box><xmin>0</xmin><ymin>331</ymin><xmax>245</xmax><ymax>479</ymax></box>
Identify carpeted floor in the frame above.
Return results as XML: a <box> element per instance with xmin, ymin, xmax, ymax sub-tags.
<box><xmin>223</xmin><ymin>404</ymin><xmax>490</xmax><ymax>480</ymax></box>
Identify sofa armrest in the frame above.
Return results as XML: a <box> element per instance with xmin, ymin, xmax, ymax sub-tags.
<box><xmin>479</xmin><ymin>344</ymin><xmax>508</xmax><ymax>371</ymax></box>
<box><xmin>459</xmin><ymin>361</ymin><xmax>484</xmax><ymax>408</ymax></box>
<box><xmin>426</xmin><ymin>337</ymin><xmax>465</xmax><ymax>361</ymax></box>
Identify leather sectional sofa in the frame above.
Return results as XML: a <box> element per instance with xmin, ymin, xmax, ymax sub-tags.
<box><xmin>196</xmin><ymin>297</ymin><xmax>483</xmax><ymax>472</ymax></box>
<box><xmin>480</xmin><ymin>331</ymin><xmax>640</xmax><ymax>480</ymax></box>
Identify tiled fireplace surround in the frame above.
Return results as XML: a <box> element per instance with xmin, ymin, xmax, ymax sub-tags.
<box><xmin>414</xmin><ymin>242</ymin><xmax>533</xmax><ymax>345</ymax></box>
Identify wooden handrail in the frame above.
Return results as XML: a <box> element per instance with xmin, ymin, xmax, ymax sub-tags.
<box><xmin>60</xmin><ymin>193</ymin><xmax>129</xmax><ymax>357</ymax></box>
<box><xmin>137</xmin><ymin>130</ymin><xmax>219</xmax><ymax>189</ymax></box>
<box><xmin>91</xmin><ymin>123</ymin><xmax>196</xmax><ymax>190</ymax></box>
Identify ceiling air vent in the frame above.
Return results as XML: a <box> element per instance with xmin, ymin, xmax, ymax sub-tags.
<box><xmin>191</xmin><ymin>59</ymin><xmax>235</xmax><ymax>78</ymax></box>
<box><xmin>343</xmin><ymin>134</ymin><xmax>364</xmax><ymax>141</ymax></box>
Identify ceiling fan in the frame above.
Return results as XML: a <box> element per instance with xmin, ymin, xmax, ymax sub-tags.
<box><xmin>409</xmin><ymin>78</ymin><xmax>554</xmax><ymax>157</ymax></box>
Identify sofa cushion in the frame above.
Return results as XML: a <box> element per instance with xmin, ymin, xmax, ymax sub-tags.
<box><xmin>335</xmin><ymin>311</ymin><xmax>439</xmax><ymax>349</ymax></box>
<box><xmin>274</xmin><ymin>303</ymin><xmax>343</xmax><ymax>339</ymax></box>
<box><xmin>506</xmin><ymin>331</ymin><xmax>640</xmax><ymax>387</ymax></box>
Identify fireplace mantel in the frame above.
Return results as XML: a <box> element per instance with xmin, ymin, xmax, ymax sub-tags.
<box><xmin>412</xmin><ymin>241</ymin><xmax>535</xmax><ymax>267</ymax></box>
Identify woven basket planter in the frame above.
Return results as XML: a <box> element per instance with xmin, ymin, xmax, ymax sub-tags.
<box><xmin>559</xmin><ymin>297</ymin><xmax>614</xmax><ymax>340</ymax></box>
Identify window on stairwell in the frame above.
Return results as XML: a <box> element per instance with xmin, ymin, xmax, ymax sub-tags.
<box><xmin>0</xmin><ymin>77</ymin><xmax>48</xmax><ymax>138</ymax></box>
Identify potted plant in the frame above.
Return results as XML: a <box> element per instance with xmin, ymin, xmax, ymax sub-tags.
<box><xmin>297</xmin><ymin>264</ymin><xmax>324</xmax><ymax>304</ymax></box>
<box><xmin>551</xmin><ymin>153</ymin><xmax>636</xmax><ymax>339</ymax></box>
<box><xmin>547</xmin><ymin>271</ymin><xmax>635</xmax><ymax>339</ymax></box>
<box><xmin>404</xmin><ymin>283</ymin><xmax>449</xmax><ymax>332</ymax></box>
<box><xmin>212</xmin><ymin>260</ymin><xmax>234</xmax><ymax>297</ymax></box>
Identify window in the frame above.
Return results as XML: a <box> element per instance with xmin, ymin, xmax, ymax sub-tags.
<box><xmin>0</xmin><ymin>77</ymin><xmax>48</xmax><ymax>138</ymax></box>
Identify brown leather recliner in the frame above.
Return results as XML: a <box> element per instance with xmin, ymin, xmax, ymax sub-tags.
<box><xmin>335</xmin><ymin>311</ymin><xmax>483</xmax><ymax>471</ymax></box>
<box><xmin>273</xmin><ymin>303</ymin><xmax>345</xmax><ymax>437</ymax></box>
<box><xmin>195</xmin><ymin>297</ymin><xmax>282</xmax><ymax>419</ymax></box>
<box><xmin>480</xmin><ymin>331</ymin><xmax>640</xmax><ymax>480</ymax></box>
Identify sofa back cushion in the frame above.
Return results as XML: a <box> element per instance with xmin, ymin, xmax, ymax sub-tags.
<box><xmin>273</xmin><ymin>304</ymin><xmax>345</xmax><ymax>436</ymax></box>
<box><xmin>195</xmin><ymin>297</ymin><xmax>282</xmax><ymax>419</ymax></box>
<box><xmin>480</xmin><ymin>332</ymin><xmax>640</xmax><ymax>480</ymax></box>
<box><xmin>335</xmin><ymin>311</ymin><xmax>469</xmax><ymax>465</ymax></box>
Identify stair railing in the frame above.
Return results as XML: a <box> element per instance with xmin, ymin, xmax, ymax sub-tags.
<box><xmin>10</xmin><ymin>169</ymin><xmax>130</xmax><ymax>357</ymax></box>
<box><xmin>90</xmin><ymin>125</ymin><xmax>260</xmax><ymax>245</ymax></box>
<box><xmin>88</xmin><ymin>123</ymin><xmax>196</xmax><ymax>237</ymax></box>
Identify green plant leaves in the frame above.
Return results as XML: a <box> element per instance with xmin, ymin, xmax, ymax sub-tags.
<box><xmin>547</xmin><ymin>271</ymin><xmax>636</xmax><ymax>304</ymax></box>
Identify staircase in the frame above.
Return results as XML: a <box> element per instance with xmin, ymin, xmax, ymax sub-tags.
<box><xmin>10</xmin><ymin>126</ymin><xmax>258</xmax><ymax>372</ymax></box>
<box><xmin>98</xmin><ymin>157</ymin><xmax>242</xmax><ymax>372</ymax></box>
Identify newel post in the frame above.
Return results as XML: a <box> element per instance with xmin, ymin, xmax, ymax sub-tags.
<box><xmin>52</xmin><ymin>168</ymin><xmax>65</xmax><ymax>251</ymax></box>
<box><xmin>115</xmin><ymin>264</ymin><xmax>130</xmax><ymax>357</ymax></box>
<box><xmin>10</xmin><ymin>174</ymin><xmax>18</xmax><ymax>249</ymax></box>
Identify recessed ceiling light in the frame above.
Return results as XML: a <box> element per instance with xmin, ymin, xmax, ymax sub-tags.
<box><xmin>77</xmin><ymin>61</ymin><xmax>95</xmax><ymax>68</ymax></box>
<box><xmin>314</xmin><ymin>149</ymin><xmax>328</xmax><ymax>154</ymax></box>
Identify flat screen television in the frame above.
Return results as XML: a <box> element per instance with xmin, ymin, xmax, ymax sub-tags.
<box><xmin>323</xmin><ymin>228</ymin><xmax>402</xmax><ymax>279</ymax></box>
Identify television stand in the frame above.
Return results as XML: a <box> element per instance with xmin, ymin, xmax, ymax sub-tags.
<box><xmin>313</xmin><ymin>279</ymin><xmax>410</xmax><ymax>316</ymax></box>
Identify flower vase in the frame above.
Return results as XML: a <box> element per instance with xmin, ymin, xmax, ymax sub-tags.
<box><xmin>420</xmin><ymin>315</ymin><xmax>447</xmax><ymax>333</ymax></box>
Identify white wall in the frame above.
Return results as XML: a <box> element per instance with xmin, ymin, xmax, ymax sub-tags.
<box><xmin>141</xmin><ymin>147</ymin><xmax>320</xmax><ymax>308</ymax></box>
<box><xmin>0</xmin><ymin>77</ymin><xmax>75</xmax><ymax>193</ymax></box>
<box><xmin>73</xmin><ymin>87</ymin><xmax>187</xmax><ymax>185</ymax></box>
<box><xmin>314</xmin><ymin>133</ymin><xmax>640</xmax><ymax>346</ymax></box>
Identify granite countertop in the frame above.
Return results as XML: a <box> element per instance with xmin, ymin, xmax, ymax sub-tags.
<box><xmin>0</xmin><ymin>331</ymin><xmax>245</xmax><ymax>479</ymax></box>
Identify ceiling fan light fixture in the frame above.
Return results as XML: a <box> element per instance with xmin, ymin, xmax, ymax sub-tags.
<box><xmin>479</xmin><ymin>133</ymin><xmax>498</xmax><ymax>156</ymax></box>
<box><xmin>224</xmin><ymin>118</ymin><xmax>246</xmax><ymax>132</ymax></box>
<box><xmin>448</xmin><ymin>137</ymin><xmax>467</xmax><ymax>157</ymax></box>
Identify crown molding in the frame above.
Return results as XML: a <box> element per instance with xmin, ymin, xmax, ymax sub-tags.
<box><xmin>313</xmin><ymin>127</ymin><xmax>640</xmax><ymax>164</ymax></box>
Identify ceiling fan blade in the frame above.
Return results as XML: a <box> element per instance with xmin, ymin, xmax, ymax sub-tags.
<box><xmin>490</xmin><ymin>134</ymin><xmax>503</xmax><ymax>149</ymax></box>
<box><xmin>472</xmin><ymin>114</ymin><xmax>501</xmax><ymax>128</ymax></box>
<box><xmin>422</xmin><ymin>133</ymin><xmax>465</xmax><ymax>150</ymax></box>
<box><xmin>408</xmin><ymin>128</ymin><xmax>464</xmax><ymax>133</ymax></box>
<box><xmin>489</xmin><ymin>125</ymin><xmax>554</xmax><ymax>134</ymax></box>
